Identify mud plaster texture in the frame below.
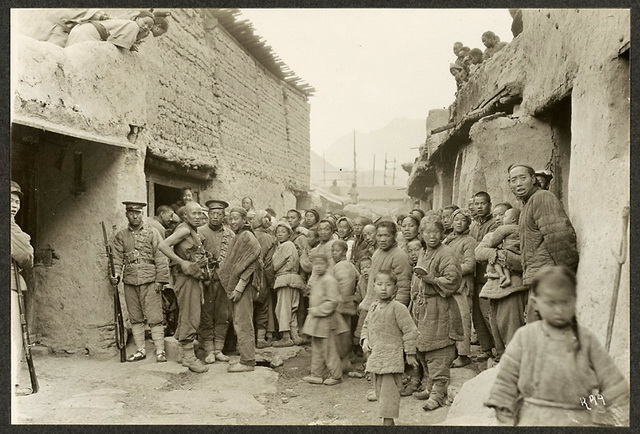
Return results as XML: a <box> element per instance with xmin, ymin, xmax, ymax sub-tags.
<box><xmin>408</xmin><ymin>9</ymin><xmax>630</xmax><ymax>378</ymax></box>
<box><xmin>12</xmin><ymin>9</ymin><xmax>311</xmax><ymax>354</ymax></box>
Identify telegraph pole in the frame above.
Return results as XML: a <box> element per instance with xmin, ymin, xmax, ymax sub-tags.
<box><xmin>353</xmin><ymin>130</ymin><xmax>357</xmax><ymax>186</ymax></box>
<box><xmin>322</xmin><ymin>150</ymin><xmax>326</xmax><ymax>187</ymax></box>
<box><xmin>392</xmin><ymin>157</ymin><xmax>397</xmax><ymax>186</ymax></box>
<box><xmin>372</xmin><ymin>154</ymin><xmax>376</xmax><ymax>186</ymax></box>
<box><xmin>383</xmin><ymin>153</ymin><xmax>388</xmax><ymax>186</ymax></box>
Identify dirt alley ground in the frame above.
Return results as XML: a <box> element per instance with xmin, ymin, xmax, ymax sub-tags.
<box><xmin>13</xmin><ymin>340</ymin><xmax>489</xmax><ymax>426</ymax></box>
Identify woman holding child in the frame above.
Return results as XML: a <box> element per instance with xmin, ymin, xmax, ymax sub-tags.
<box><xmin>475</xmin><ymin>203</ymin><xmax>528</xmax><ymax>363</ymax></box>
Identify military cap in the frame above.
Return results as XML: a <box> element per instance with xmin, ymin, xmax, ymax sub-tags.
<box><xmin>205</xmin><ymin>199</ymin><xmax>229</xmax><ymax>210</ymax></box>
<box><xmin>10</xmin><ymin>180</ymin><xmax>23</xmax><ymax>198</ymax></box>
<box><xmin>122</xmin><ymin>201</ymin><xmax>147</xmax><ymax>211</ymax></box>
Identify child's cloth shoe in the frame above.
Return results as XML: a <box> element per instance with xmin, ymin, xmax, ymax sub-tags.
<box><xmin>413</xmin><ymin>389</ymin><xmax>432</xmax><ymax>400</ymax></box>
<box><xmin>156</xmin><ymin>351</ymin><xmax>167</xmax><ymax>363</ymax></box>
<box><xmin>422</xmin><ymin>398</ymin><xmax>442</xmax><ymax>411</ymax></box>
<box><xmin>366</xmin><ymin>389</ymin><xmax>378</xmax><ymax>401</ymax></box>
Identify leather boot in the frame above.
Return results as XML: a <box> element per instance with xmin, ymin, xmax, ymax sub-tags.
<box><xmin>182</xmin><ymin>343</ymin><xmax>208</xmax><ymax>373</ymax></box>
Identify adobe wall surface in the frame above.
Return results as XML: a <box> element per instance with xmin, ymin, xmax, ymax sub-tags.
<box><xmin>143</xmin><ymin>9</ymin><xmax>310</xmax><ymax>195</ymax></box>
<box><xmin>412</xmin><ymin>9</ymin><xmax>630</xmax><ymax>377</ymax></box>
<box><xmin>452</xmin><ymin>115</ymin><xmax>555</xmax><ymax>208</ymax></box>
<box><xmin>13</xmin><ymin>8</ymin><xmax>311</xmax><ymax>210</ymax></box>
<box><xmin>12</xmin><ymin>9</ymin><xmax>312</xmax><ymax>352</ymax></box>
<box><xmin>32</xmin><ymin>141</ymin><xmax>147</xmax><ymax>355</ymax></box>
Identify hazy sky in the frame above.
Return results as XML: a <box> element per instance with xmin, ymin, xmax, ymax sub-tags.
<box><xmin>240</xmin><ymin>9</ymin><xmax>513</xmax><ymax>155</ymax></box>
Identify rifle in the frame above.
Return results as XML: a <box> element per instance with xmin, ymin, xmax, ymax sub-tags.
<box><xmin>101</xmin><ymin>222</ymin><xmax>127</xmax><ymax>363</ymax></box>
<box><xmin>13</xmin><ymin>260</ymin><xmax>39</xmax><ymax>393</ymax></box>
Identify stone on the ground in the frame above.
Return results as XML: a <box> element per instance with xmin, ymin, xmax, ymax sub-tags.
<box><xmin>255</xmin><ymin>345</ymin><xmax>303</xmax><ymax>368</ymax></box>
<box><xmin>447</xmin><ymin>367</ymin><xmax>477</xmax><ymax>404</ymax></box>
<box><xmin>441</xmin><ymin>367</ymin><xmax>498</xmax><ymax>425</ymax></box>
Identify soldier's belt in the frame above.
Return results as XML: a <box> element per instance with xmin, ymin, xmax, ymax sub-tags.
<box><xmin>125</xmin><ymin>258</ymin><xmax>155</xmax><ymax>265</ymax></box>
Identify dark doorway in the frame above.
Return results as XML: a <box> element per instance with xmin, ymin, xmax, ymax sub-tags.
<box><xmin>154</xmin><ymin>184</ymin><xmax>182</xmax><ymax>210</ymax></box>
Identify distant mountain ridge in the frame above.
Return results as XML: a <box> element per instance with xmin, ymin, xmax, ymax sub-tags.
<box><xmin>313</xmin><ymin>117</ymin><xmax>425</xmax><ymax>187</ymax></box>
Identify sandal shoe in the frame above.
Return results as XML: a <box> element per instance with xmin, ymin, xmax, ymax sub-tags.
<box><xmin>156</xmin><ymin>351</ymin><xmax>167</xmax><ymax>363</ymax></box>
<box><xmin>127</xmin><ymin>350</ymin><xmax>146</xmax><ymax>362</ymax></box>
<box><xmin>347</xmin><ymin>371</ymin><xmax>364</xmax><ymax>378</ymax></box>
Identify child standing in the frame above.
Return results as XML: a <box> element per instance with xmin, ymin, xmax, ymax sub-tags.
<box><xmin>353</xmin><ymin>256</ymin><xmax>372</xmax><ymax>357</ymax></box>
<box><xmin>400</xmin><ymin>238</ymin><xmax>424</xmax><ymax>397</ymax></box>
<box><xmin>271</xmin><ymin>221</ymin><xmax>306</xmax><ymax>347</ymax></box>
<box><xmin>485</xmin><ymin>266</ymin><xmax>629</xmax><ymax>426</ymax></box>
<box><xmin>485</xmin><ymin>208</ymin><xmax>521</xmax><ymax>288</ymax></box>
<box><xmin>331</xmin><ymin>240</ymin><xmax>360</xmax><ymax>370</ymax></box>
<box><xmin>302</xmin><ymin>252</ymin><xmax>350</xmax><ymax>386</ymax></box>
<box><xmin>411</xmin><ymin>220</ymin><xmax>463</xmax><ymax>411</ymax></box>
<box><xmin>361</xmin><ymin>271</ymin><xmax>418</xmax><ymax>426</ymax></box>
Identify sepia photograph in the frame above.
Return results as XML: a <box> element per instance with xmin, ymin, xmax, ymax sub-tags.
<box><xmin>9</xmin><ymin>7</ymin><xmax>630</xmax><ymax>426</ymax></box>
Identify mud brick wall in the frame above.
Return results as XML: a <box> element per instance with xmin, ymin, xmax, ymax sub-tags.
<box><xmin>144</xmin><ymin>9</ymin><xmax>311</xmax><ymax>204</ymax></box>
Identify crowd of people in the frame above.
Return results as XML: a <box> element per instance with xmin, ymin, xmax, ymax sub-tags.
<box><xmin>27</xmin><ymin>8</ymin><xmax>170</xmax><ymax>51</ymax></box>
<box><xmin>449</xmin><ymin>31</ymin><xmax>508</xmax><ymax>91</ymax></box>
<box><xmin>10</xmin><ymin>162</ymin><xmax>629</xmax><ymax>426</ymax></box>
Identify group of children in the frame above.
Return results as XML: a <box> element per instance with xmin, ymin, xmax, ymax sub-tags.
<box><xmin>297</xmin><ymin>206</ymin><xmax>628</xmax><ymax>426</ymax></box>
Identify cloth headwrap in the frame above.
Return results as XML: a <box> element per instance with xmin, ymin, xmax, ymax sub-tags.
<box><xmin>450</xmin><ymin>208</ymin><xmax>471</xmax><ymax>224</ymax></box>
<box><xmin>287</xmin><ymin>209</ymin><xmax>302</xmax><ymax>219</ymax></box>
<box><xmin>276</xmin><ymin>221</ymin><xmax>293</xmax><ymax>233</ymax></box>
<box><xmin>306</xmin><ymin>209</ymin><xmax>320</xmax><ymax>223</ymax></box>
<box><xmin>229</xmin><ymin>207</ymin><xmax>247</xmax><ymax>217</ymax></box>
<box><xmin>336</xmin><ymin>216</ymin><xmax>354</xmax><ymax>232</ymax></box>
<box><xmin>403</xmin><ymin>214</ymin><xmax>421</xmax><ymax>227</ymax></box>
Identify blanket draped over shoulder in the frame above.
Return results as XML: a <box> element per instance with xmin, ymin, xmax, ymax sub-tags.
<box><xmin>217</xmin><ymin>228</ymin><xmax>263</xmax><ymax>296</ymax></box>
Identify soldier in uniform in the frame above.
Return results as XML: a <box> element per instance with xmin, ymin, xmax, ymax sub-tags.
<box><xmin>198</xmin><ymin>199</ymin><xmax>235</xmax><ymax>363</ymax></box>
<box><xmin>111</xmin><ymin>201</ymin><xmax>170</xmax><ymax>363</ymax></box>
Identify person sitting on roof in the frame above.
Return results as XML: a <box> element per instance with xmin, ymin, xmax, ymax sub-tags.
<box><xmin>66</xmin><ymin>10</ymin><xmax>155</xmax><ymax>51</ymax></box>
<box><xmin>28</xmin><ymin>9</ymin><xmax>110</xmax><ymax>48</ymax></box>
